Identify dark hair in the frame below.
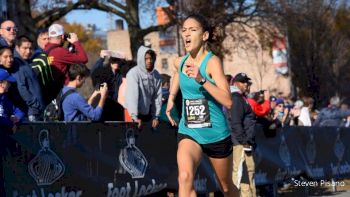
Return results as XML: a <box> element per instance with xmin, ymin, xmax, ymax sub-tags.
<box><xmin>0</xmin><ymin>46</ymin><xmax>12</xmax><ymax>56</ymax></box>
<box><xmin>161</xmin><ymin>74</ymin><xmax>171</xmax><ymax>86</ymax></box>
<box><xmin>302</xmin><ymin>96</ymin><xmax>314</xmax><ymax>108</ymax></box>
<box><xmin>68</xmin><ymin>64</ymin><xmax>90</xmax><ymax>81</ymax></box>
<box><xmin>36</xmin><ymin>28</ymin><xmax>48</xmax><ymax>36</ymax></box>
<box><xmin>120</xmin><ymin>60</ymin><xmax>136</xmax><ymax>78</ymax></box>
<box><xmin>109</xmin><ymin>57</ymin><xmax>125</xmax><ymax>66</ymax></box>
<box><xmin>16</xmin><ymin>35</ymin><xmax>33</xmax><ymax>47</ymax></box>
<box><xmin>145</xmin><ymin>50</ymin><xmax>156</xmax><ymax>60</ymax></box>
<box><xmin>225</xmin><ymin>74</ymin><xmax>232</xmax><ymax>84</ymax></box>
<box><xmin>184</xmin><ymin>14</ymin><xmax>224</xmax><ymax>56</ymax></box>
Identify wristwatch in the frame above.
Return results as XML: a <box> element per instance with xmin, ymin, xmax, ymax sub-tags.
<box><xmin>198</xmin><ymin>77</ymin><xmax>207</xmax><ymax>85</ymax></box>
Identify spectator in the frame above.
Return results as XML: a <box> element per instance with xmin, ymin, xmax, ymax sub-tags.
<box><xmin>272</xmin><ymin>98</ymin><xmax>290</xmax><ymax>127</ymax></box>
<box><xmin>13</xmin><ymin>35</ymin><xmax>45</xmax><ymax>121</ymax></box>
<box><xmin>291</xmin><ymin>100</ymin><xmax>312</xmax><ymax>126</ymax></box>
<box><xmin>0</xmin><ymin>46</ymin><xmax>14</xmax><ymax>70</ymax></box>
<box><xmin>31</xmin><ymin>28</ymin><xmax>49</xmax><ymax>59</ymax></box>
<box><xmin>313</xmin><ymin>96</ymin><xmax>350</xmax><ymax>126</ymax></box>
<box><xmin>229</xmin><ymin>72</ymin><xmax>257</xmax><ymax>197</ymax></box>
<box><xmin>0</xmin><ymin>20</ymin><xmax>17</xmax><ymax>48</ymax></box>
<box><xmin>0</xmin><ymin>46</ymin><xmax>27</xmax><ymax>114</ymax></box>
<box><xmin>0</xmin><ymin>68</ymin><xmax>24</xmax><ymax>129</ymax></box>
<box><xmin>247</xmin><ymin>90</ymin><xmax>271</xmax><ymax>117</ymax></box>
<box><xmin>125</xmin><ymin>46</ymin><xmax>162</xmax><ymax>129</ymax></box>
<box><xmin>0</xmin><ymin>68</ymin><xmax>24</xmax><ymax>196</ymax></box>
<box><xmin>45</xmin><ymin>23</ymin><xmax>88</xmax><ymax>101</ymax></box>
<box><xmin>225</xmin><ymin>74</ymin><xmax>232</xmax><ymax>84</ymax></box>
<box><xmin>91</xmin><ymin>50</ymin><xmax>126</xmax><ymax>121</ymax></box>
<box><xmin>301</xmin><ymin>96</ymin><xmax>314</xmax><ymax>126</ymax></box>
<box><xmin>269</xmin><ymin>96</ymin><xmax>277</xmax><ymax>112</ymax></box>
<box><xmin>340</xmin><ymin>102</ymin><xmax>350</xmax><ymax>127</ymax></box>
<box><xmin>117</xmin><ymin>60</ymin><xmax>135</xmax><ymax>108</ymax></box>
<box><xmin>61</xmin><ymin>64</ymin><xmax>107</xmax><ymax>121</ymax></box>
<box><xmin>289</xmin><ymin>100</ymin><xmax>303</xmax><ymax>126</ymax></box>
<box><xmin>117</xmin><ymin>60</ymin><xmax>135</xmax><ymax>122</ymax></box>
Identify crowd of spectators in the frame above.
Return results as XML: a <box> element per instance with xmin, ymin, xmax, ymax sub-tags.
<box><xmin>1</xmin><ymin>18</ymin><xmax>350</xmax><ymax>197</ymax></box>
<box><xmin>0</xmin><ymin>19</ymin><xmax>348</xmax><ymax>129</ymax></box>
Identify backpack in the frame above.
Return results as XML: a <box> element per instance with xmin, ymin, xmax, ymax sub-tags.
<box><xmin>43</xmin><ymin>89</ymin><xmax>75</xmax><ymax>121</ymax></box>
<box><xmin>31</xmin><ymin>46</ymin><xmax>58</xmax><ymax>86</ymax></box>
<box><xmin>31</xmin><ymin>45</ymin><xmax>59</xmax><ymax>104</ymax></box>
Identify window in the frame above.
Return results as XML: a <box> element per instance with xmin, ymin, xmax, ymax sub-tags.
<box><xmin>161</xmin><ymin>58</ymin><xmax>168</xmax><ymax>70</ymax></box>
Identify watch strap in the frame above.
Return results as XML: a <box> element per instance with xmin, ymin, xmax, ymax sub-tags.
<box><xmin>199</xmin><ymin>78</ymin><xmax>207</xmax><ymax>85</ymax></box>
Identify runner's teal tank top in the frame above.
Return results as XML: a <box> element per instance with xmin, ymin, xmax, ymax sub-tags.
<box><xmin>178</xmin><ymin>51</ymin><xmax>230</xmax><ymax>144</ymax></box>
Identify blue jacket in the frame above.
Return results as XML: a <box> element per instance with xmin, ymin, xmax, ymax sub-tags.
<box><xmin>13</xmin><ymin>51</ymin><xmax>45</xmax><ymax>116</ymax></box>
<box><xmin>0</xmin><ymin>94</ymin><xmax>24</xmax><ymax>128</ymax></box>
<box><xmin>61</xmin><ymin>86</ymin><xmax>103</xmax><ymax>121</ymax></box>
<box><xmin>313</xmin><ymin>106</ymin><xmax>350</xmax><ymax>126</ymax></box>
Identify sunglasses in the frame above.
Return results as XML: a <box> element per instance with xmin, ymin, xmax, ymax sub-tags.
<box><xmin>2</xmin><ymin>27</ymin><xmax>18</xmax><ymax>32</ymax></box>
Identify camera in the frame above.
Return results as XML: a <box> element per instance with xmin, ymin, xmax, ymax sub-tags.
<box><xmin>63</xmin><ymin>33</ymin><xmax>71</xmax><ymax>41</ymax></box>
<box><xmin>259</xmin><ymin>90</ymin><xmax>266</xmax><ymax>95</ymax></box>
<box><xmin>95</xmin><ymin>83</ymin><xmax>105</xmax><ymax>91</ymax></box>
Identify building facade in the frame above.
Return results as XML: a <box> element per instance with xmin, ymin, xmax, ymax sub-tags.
<box><xmin>107</xmin><ymin>20</ymin><xmax>291</xmax><ymax>98</ymax></box>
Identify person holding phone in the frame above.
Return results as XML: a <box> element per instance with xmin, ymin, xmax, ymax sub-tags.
<box><xmin>61</xmin><ymin>64</ymin><xmax>107</xmax><ymax>121</ymax></box>
<box><xmin>165</xmin><ymin>14</ymin><xmax>238</xmax><ymax>197</ymax></box>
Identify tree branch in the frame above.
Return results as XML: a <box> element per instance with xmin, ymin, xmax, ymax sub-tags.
<box><xmin>87</xmin><ymin>1</ymin><xmax>126</xmax><ymax>20</ymax></box>
<box><xmin>34</xmin><ymin>0</ymin><xmax>85</xmax><ymax>24</ymax></box>
<box><xmin>107</xmin><ymin>0</ymin><xmax>126</xmax><ymax>10</ymax></box>
<box><xmin>139</xmin><ymin>20</ymin><xmax>176</xmax><ymax>38</ymax></box>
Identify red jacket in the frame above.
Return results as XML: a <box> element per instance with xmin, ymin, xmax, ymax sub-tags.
<box><xmin>247</xmin><ymin>98</ymin><xmax>270</xmax><ymax>117</ymax></box>
<box><xmin>45</xmin><ymin>42</ymin><xmax>88</xmax><ymax>85</ymax></box>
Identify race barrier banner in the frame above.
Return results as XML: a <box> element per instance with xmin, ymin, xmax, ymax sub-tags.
<box><xmin>2</xmin><ymin>122</ymin><xmax>218</xmax><ymax>197</ymax></box>
<box><xmin>2</xmin><ymin>123</ymin><xmax>350</xmax><ymax>196</ymax></box>
<box><xmin>253</xmin><ymin>126</ymin><xmax>350</xmax><ymax>186</ymax></box>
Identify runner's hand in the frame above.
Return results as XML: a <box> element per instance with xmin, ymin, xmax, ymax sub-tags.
<box><xmin>185</xmin><ymin>64</ymin><xmax>203</xmax><ymax>83</ymax></box>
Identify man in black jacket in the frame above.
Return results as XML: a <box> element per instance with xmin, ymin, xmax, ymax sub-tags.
<box><xmin>229</xmin><ymin>72</ymin><xmax>257</xmax><ymax>197</ymax></box>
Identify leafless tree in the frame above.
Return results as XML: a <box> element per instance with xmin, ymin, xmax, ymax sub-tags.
<box><xmin>261</xmin><ymin>0</ymin><xmax>350</xmax><ymax>105</ymax></box>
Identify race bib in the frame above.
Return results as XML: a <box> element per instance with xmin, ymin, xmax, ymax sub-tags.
<box><xmin>184</xmin><ymin>98</ymin><xmax>211</xmax><ymax>128</ymax></box>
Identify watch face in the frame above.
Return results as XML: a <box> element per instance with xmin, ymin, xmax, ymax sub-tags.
<box><xmin>200</xmin><ymin>78</ymin><xmax>206</xmax><ymax>85</ymax></box>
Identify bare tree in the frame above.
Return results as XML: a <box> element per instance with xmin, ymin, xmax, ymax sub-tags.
<box><xmin>7</xmin><ymin>0</ymin><xmax>268</xmax><ymax>59</ymax></box>
<box><xmin>6</xmin><ymin>0</ymin><xmax>90</xmax><ymax>40</ymax></box>
<box><xmin>261</xmin><ymin>0</ymin><xmax>350</xmax><ymax>106</ymax></box>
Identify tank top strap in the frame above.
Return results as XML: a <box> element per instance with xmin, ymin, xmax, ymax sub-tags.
<box><xmin>179</xmin><ymin>53</ymin><xmax>190</xmax><ymax>72</ymax></box>
<box><xmin>199</xmin><ymin>51</ymin><xmax>214</xmax><ymax>83</ymax></box>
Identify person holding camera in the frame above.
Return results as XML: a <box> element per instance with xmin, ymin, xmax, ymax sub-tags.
<box><xmin>45</xmin><ymin>23</ymin><xmax>88</xmax><ymax>101</ymax></box>
<box><xmin>61</xmin><ymin>64</ymin><xmax>107</xmax><ymax>121</ymax></box>
<box><xmin>247</xmin><ymin>90</ymin><xmax>270</xmax><ymax>117</ymax></box>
